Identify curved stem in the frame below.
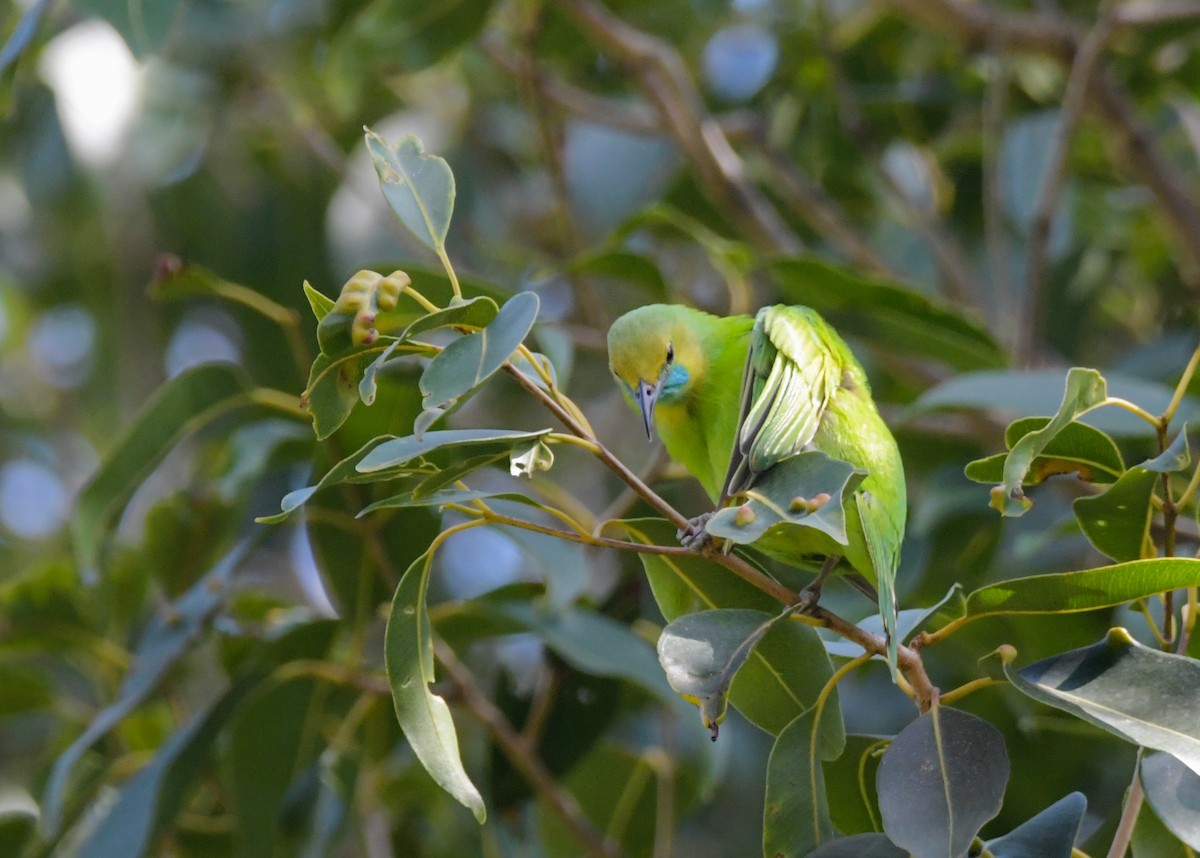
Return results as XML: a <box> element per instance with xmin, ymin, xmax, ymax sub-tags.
<box><xmin>938</xmin><ymin>676</ymin><xmax>1005</xmax><ymax>706</ymax></box>
<box><xmin>1163</xmin><ymin>340</ymin><xmax>1200</xmax><ymax>426</ymax></box>
<box><xmin>1101</xmin><ymin>397</ymin><xmax>1161</xmax><ymax>428</ymax></box>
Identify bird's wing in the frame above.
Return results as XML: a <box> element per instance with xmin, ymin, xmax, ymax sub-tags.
<box><xmin>721</xmin><ymin>306</ymin><xmax>841</xmax><ymax>502</ymax></box>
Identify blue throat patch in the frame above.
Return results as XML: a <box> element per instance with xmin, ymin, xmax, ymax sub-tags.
<box><xmin>660</xmin><ymin>363</ymin><xmax>690</xmax><ymax>400</ymax></box>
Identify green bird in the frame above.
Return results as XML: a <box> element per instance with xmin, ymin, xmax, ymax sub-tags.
<box><xmin>608</xmin><ymin>303</ymin><xmax>907</xmax><ymax>675</ymax></box>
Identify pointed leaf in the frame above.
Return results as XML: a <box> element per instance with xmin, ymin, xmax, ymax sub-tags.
<box><xmin>398</xmin><ymin>295</ymin><xmax>500</xmax><ymax>341</ymax></box>
<box><xmin>418</xmin><ymin>291</ymin><xmax>540</xmax><ymax>417</ymax></box>
<box><xmin>657</xmin><ymin>607</ymin><xmax>793</xmax><ymax>738</ymax></box>
<box><xmin>990</xmin><ymin>368</ymin><xmax>1108</xmax><ymax>516</ymax></box>
<box><xmin>1141</xmin><ymin>752</ymin><xmax>1200</xmax><ymax>851</ymax></box>
<box><xmin>385</xmin><ymin>551</ymin><xmax>486</xmax><ymax>822</ymax></box>
<box><xmin>1008</xmin><ymin>628</ymin><xmax>1200</xmax><ymax>777</ymax></box>
<box><xmin>706</xmin><ymin>451</ymin><xmax>866</xmax><ymax>546</ymax></box>
<box><xmin>877</xmin><ymin>706</ymin><xmax>1009</xmax><ymax>858</ymax></box>
<box><xmin>303</xmin><ymin>280</ymin><xmax>335</xmax><ymax>321</ymax></box>
<box><xmin>42</xmin><ymin>546</ymin><xmax>245</xmax><ymax>834</ymax></box>
<box><xmin>619</xmin><ymin>519</ymin><xmax>841</xmax><ymax>740</ymax></box>
<box><xmin>949</xmin><ymin>558</ymin><xmax>1200</xmax><ymax>627</ymax></box>
<box><xmin>985</xmin><ymin>792</ymin><xmax>1087</xmax><ymax>858</ymax></box>
<box><xmin>365</xmin><ymin>130</ymin><xmax>455</xmax><ymax>252</ymax></box>
<box><xmin>763</xmin><ymin>705</ymin><xmax>845</xmax><ymax>857</ymax></box>
<box><xmin>965</xmin><ymin>417</ymin><xmax>1125</xmax><ymax>486</ymax></box>
<box><xmin>73</xmin><ymin>363</ymin><xmax>254</xmax><ymax>575</ymax></box>
<box><xmin>258</xmin><ymin>436</ymin><xmax>399</xmax><ymax>524</ymax></box>
<box><xmin>357</xmin><ymin>428</ymin><xmax>552</xmax><ymax>473</ymax></box>
<box><xmin>770</xmin><ymin>257</ymin><xmax>1006</xmax><ymax>371</ymax></box>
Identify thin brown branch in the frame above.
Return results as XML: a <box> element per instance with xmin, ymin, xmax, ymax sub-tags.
<box><xmin>1020</xmin><ymin>0</ymin><xmax>1118</xmax><ymax>365</ymax></box>
<box><xmin>1105</xmin><ymin>755</ymin><xmax>1144</xmax><ymax>858</ymax></box>
<box><xmin>552</xmin><ymin>0</ymin><xmax>802</xmax><ymax>255</ymax></box>
<box><xmin>435</xmin><ymin>641</ymin><xmax>627</xmax><ymax>858</ymax></box>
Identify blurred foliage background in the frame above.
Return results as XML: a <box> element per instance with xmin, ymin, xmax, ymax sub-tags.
<box><xmin>1</xmin><ymin>0</ymin><xmax>1200</xmax><ymax>855</ymax></box>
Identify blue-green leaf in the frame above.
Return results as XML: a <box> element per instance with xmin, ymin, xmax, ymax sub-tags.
<box><xmin>1140</xmin><ymin>752</ymin><xmax>1200</xmax><ymax>851</ymax></box>
<box><xmin>986</xmin><ymin>792</ymin><xmax>1087</xmax><ymax>858</ymax></box>
<box><xmin>357</xmin><ymin>428</ymin><xmax>553</xmax><ymax>474</ymax></box>
<box><xmin>365</xmin><ymin>130</ymin><xmax>455</xmax><ymax>252</ymax></box>
<box><xmin>762</xmin><ymin>705</ymin><xmax>844</xmax><ymax>857</ymax></box>
<box><xmin>1008</xmin><ymin>629</ymin><xmax>1200</xmax><ymax>778</ymax></box>
<box><xmin>877</xmin><ymin>706</ymin><xmax>1009</xmax><ymax>858</ymax></box>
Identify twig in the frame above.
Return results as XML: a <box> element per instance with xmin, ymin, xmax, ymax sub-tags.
<box><xmin>435</xmin><ymin>641</ymin><xmax>627</xmax><ymax>858</ymax></box>
<box><xmin>1020</xmin><ymin>0</ymin><xmax>1118</xmax><ymax>365</ymax></box>
<box><xmin>1105</xmin><ymin>754</ymin><xmax>1144</xmax><ymax>858</ymax></box>
<box><xmin>552</xmin><ymin>0</ymin><xmax>802</xmax><ymax>254</ymax></box>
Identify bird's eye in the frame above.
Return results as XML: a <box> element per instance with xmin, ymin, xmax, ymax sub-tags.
<box><xmin>665</xmin><ymin>343</ymin><xmax>675</xmax><ymax>364</ymax></box>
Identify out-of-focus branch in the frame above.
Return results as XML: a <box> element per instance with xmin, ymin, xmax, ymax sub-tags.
<box><xmin>876</xmin><ymin>0</ymin><xmax>1200</xmax><ymax>290</ymax></box>
<box><xmin>551</xmin><ymin>0</ymin><xmax>803</xmax><ymax>255</ymax></box>
<box><xmin>1020</xmin><ymin>2</ymin><xmax>1118</xmax><ymax>365</ymax></box>
<box><xmin>982</xmin><ymin>49</ymin><xmax>1016</xmax><ymax>336</ymax></box>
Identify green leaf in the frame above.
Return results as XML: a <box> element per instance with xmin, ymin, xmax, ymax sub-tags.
<box><xmin>964</xmin><ymin>417</ymin><xmax>1125</xmax><ymax>486</ymax></box>
<box><xmin>950</xmin><ymin>558</ymin><xmax>1200</xmax><ymax>627</ymax></box>
<box><xmin>1141</xmin><ymin>752</ymin><xmax>1200</xmax><ymax>851</ymax></box>
<box><xmin>657</xmin><ymin>607</ymin><xmax>801</xmax><ymax>739</ymax></box>
<box><xmin>417</xmin><ymin>292</ymin><xmax>540</xmax><ymax>429</ymax></box>
<box><xmin>618</xmin><ymin>519</ymin><xmax>842</xmax><ymax>739</ymax></box>
<box><xmin>42</xmin><ymin>545</ymin><xmax>245</xmax><ymax>834</ymax></box>
<box><xmin>876</xmin><ymin>706</ymin><xmax>1009</xmax><ymax>858</ymax></box>
<box><xmin>823</xmin><ymin>735</ymin><xmax>887</xmax><ymax>836</ymax></box>
<box><xmin>385</xmin><ymin>551</ymin><xmax>486</xmax><ymax>822</ymax></box>
<box><xmin>303</xmin><ymin>280</ymin><xmax>335</xmax><ymax>321</ymax></box>
<box><xmin>225</xmin><ymin>676</ymin><xmax>344</xmax><ymax>858</ymax></box>
<box><xmin>908</xmin><ymin>369</ymin><xmax>1200</xmax><ymax>438</ymax></box>
<box><xmin>73</xmin><ymin>363</ymin><xmax>254</xmax><ymax>575</ymax></box>
<box><xmin>1073</xmin><ymin>424</ymin><xmax>1199</xmax><ymax>562</ymax></box>
<box><xmin>77</xmin><ymin>687</ymin><xmax>247</xmax><ymax>858</ymax></box>
<box><xmin>706</xmin><ymin>451</ymin><xmax>866</xmax><ymax>547</ymax></box>
<box><xmin>989</xmin><ymin>368</ymin><xmax>1108</xmax><ymax>516</ymax></box>
<box><xmin>1007</xmin><ymin>628</ymin><xmax>1200</xmax><ymax>777</ymax></box>
<box><xmin>769</xmin><ymin>257</ymin><xmax>1006</xmax><ymax>371</ymax></box>
<box><xmin>400</xmin><ymin>295</ymin><xmax>501</xmax><ymax>341</ymax></box>
<box><xmin>985</xmin><ymin>792</ymin><xmax>1087</xmax><ymax>858</ymax></box>
<box><xmin>569</xmin><ymin>248</ymin><xmax>669</xmax><ymax>298</ymax></box>
<box><xmin>365</xmin><ymin>130</ymin><xmax>455</xmax><ymax>253</ymax></box>
<box><xmin>807</xmin><ymin>835</ymin><xmax>908</xmax><ymax>857</ymax></box>
<box><xmin>357</xmin><ymin>428</ymin><xmax>553</xmax><ymax>474</ymax></box>
<box><xmin>762</xmin><ymin>705</ymin><xmax>843</xmax><ymax>858</ymax></box>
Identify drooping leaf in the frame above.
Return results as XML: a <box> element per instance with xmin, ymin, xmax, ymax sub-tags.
<box><xmin>762</xmin><ymin>705</ymin><xmax>843</xmax><ymax>858</ymax></box>
<box><xmin>657</xmin><ymin>607</ymin><xmax>801</xmax><ymax>739</ymax></box>
<box><xmin>365</xmin><ymin>130</ymin><xmax>455</xmax><ymax>252</ymax></box>
<box><xmin>417</xmin><ymin>292</ymin><xmax>540</xmax><ymax>430</ymax></box>
<box><xmin>985</xmin><ymin>792</ymin><xmax>1087</xmax><ymax>858</ymax></box>
<box><xmin>76</xmin><ymin>686</ymin><xmax>247</xmax><ymax>858</ymax></box>
<box><xmin>509</xmin><ymin>438</ymin><xmax>555</xmax><ymax>477</ymax></box>
<box><xmin>945</xmin><ymin>558</ymin><xmax>1200</xmax><ymax>629</ymax></box>
<box><xmin>385</xmin><ymin>551</ymin><xmax>486</xmax><ymax>822</ymax></box>
<box><xmin>877</xmin><ymin>706</ymin><xmax>1009</xmax><ymax>858</ymax></box>
<box><xmin>1140</xmin><ymin>752</ymin><xmax>1200</xmax><ymax>851</ymax></box>
<box><xmin>824</xmin><ymin>585</ymin><xmax>965</xmax><ymax>659</ymax></box>
<box><xmin>1007</xmin><ymin>628</ymin><xmax>1200</xmax><ymax>777</ymax></box>
<box><xmin>356</xmin><ymin>428</ymin><xmax>553</xmax><ymax>474</ymax></box>
<box><xmin>908</xmin><ymin>369</ymin><xmax>1200</xmax><ymax>438</ymax></box>
<box><xmin>989</xmin><ymin>368</ymin><xmax>1108</xmax><ymax>516</ymax></box>
<box><xmin>806</xmin><ymin>834</ymin><xmax>909</xmax><ymax>858</ymax></box>
<box><xmin>73</xmin><ymin>363</ymin><xmax>255</xmax><ymax>575</ymax></box>
<box><xmin>770</xmin><ymin>257</ymin><xmax>1006</xmax><ymax>371</ymax></box>
<box><xmin>964</xmin><ymin>417</ymin><xmax>1125</xmax><ymax>486</ymax></box>
<box><xmin>618</xmin><ymin>519</ymin><xmax>842</xmax><ymax>740</ymax></box>
<box><xmin>706</xmin><ymin>451</ymin><xmax>866</xmax><ymax>547</ymax></box>
<box><xmin>257</xmin><ymin>436</ymin><xmax>399</xmax><ymax>524</ymax></box>
<box><xmin>42</xmin><ymin>545</ymin><xmax>246</xmax><ymax>834</ymax></box>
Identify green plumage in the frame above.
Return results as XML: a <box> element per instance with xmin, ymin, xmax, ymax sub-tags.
<box><xmin>608</xmin><ymin>303</ymin><xmax>907</xmax><ymax>676</ymax></box>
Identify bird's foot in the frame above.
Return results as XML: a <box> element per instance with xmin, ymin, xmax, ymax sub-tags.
<box><xmin>793</xmin><ymin>583</ymin><xmax>824</xmax><ymax>615</ymax></box>
<box><xmin>677</xmin><ymin>512</ymin><xmax>715</xmax><ymax>551</ymax></box>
